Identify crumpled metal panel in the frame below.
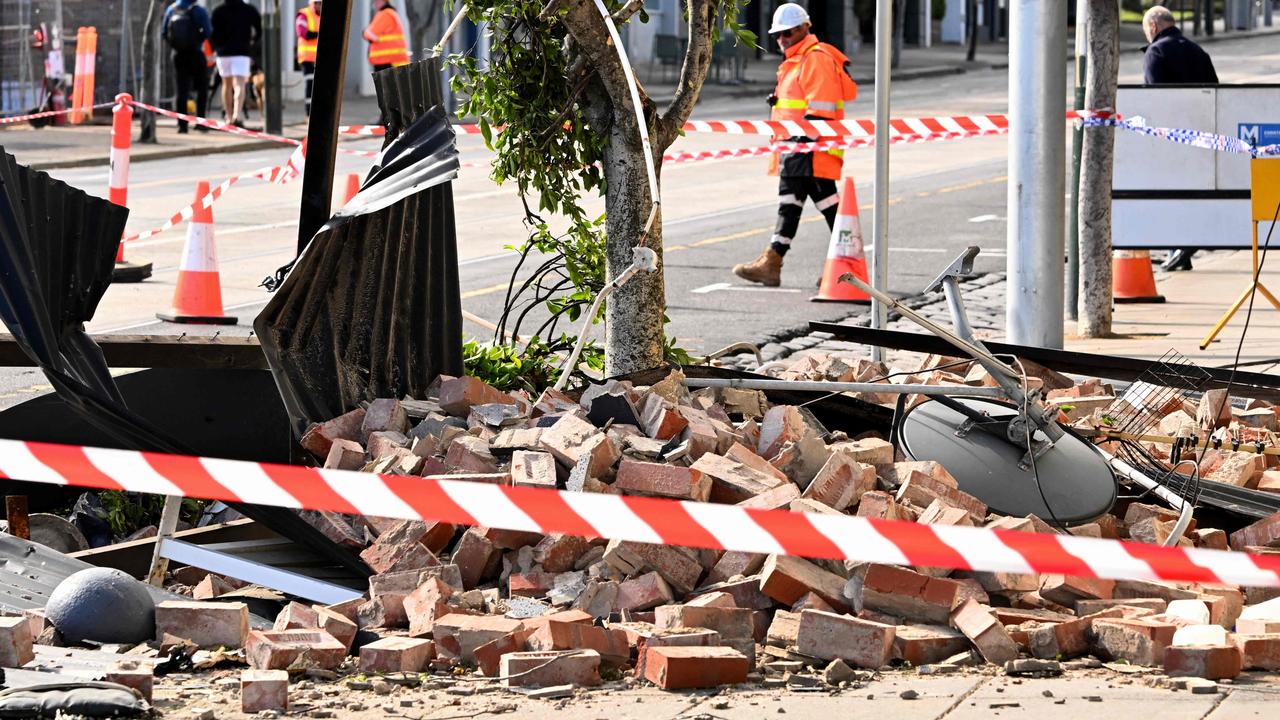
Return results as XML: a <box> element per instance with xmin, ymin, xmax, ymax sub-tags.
<box><xmin>0</xmin><ymin>534</ymin><xmax>186</xmax><ymax>615</ymax></box>
<box><xmin>0</xmin><ymin>149</ymin><xmax>370</xmax><ymax>579</ymax></box>
<box><xmin>255</xmin><ymin>56</ymin><xmax>463</xmax><ymax>431</ymax></box>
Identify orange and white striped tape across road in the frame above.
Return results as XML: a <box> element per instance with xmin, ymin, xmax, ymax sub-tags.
<box><xmin>0</xmin><ymin>439</ymin><xmax>1275</xmax><ymax>588</ymax></box>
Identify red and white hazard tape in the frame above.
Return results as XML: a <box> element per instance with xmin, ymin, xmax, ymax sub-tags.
<box><xmin>661</xmin><ymin>127</ymin><xmax>1009</xmax><ymax>165</ymax></box>
<box><xmin>123</xmin><ymin>162</ymin><xmax>296</xmax><ymax>243</ymax></box>
<box><xmin>0</xmin><ymin>438</ymin><xmax>1275</xmax><ymax>588</ymax></box>
<box><xmin>0</xmin><ymin>102</ymin><xmax>113</xmax><ymax>126</ymax></box>
<box><xmin>126</xmin><ymin>100</ymin><xmax>378</xmax><ymax>158</ymax></box>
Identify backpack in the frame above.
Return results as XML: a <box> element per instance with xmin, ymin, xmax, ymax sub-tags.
<box><xmin>167</xmin><ymin>7</ymin><xmax>204</xmax><ymax>52</ymax></box>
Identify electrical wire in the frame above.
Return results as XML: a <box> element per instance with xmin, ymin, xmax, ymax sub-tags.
<box><xmin>1212</xmin><ymin>196</ymin><xmax>1280</xmax><ymax>431</ymax></box>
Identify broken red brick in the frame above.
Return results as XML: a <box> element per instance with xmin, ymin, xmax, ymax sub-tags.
<box><xmin>0</xmin><ymin>616</ymin><xmax>34</xmax><ymax>668</ymax></box>
<box><xmin>432</xmin><ymin>615</ymin><xmax>525</xmax><ymax>663</ymax></box>
<box><xmin>452</xmin><ymin>528</ymin><xmax>502</xmax><ymax>589</ymax></box>
<box><xmin>155</xmin><ymin>600</ymin><xmax>249</xmax><ymax>649</ymax></box>
<box><xmin>527</xmin><ymin>620</ymin><xmax>630</xmax><ymax>665</ymax></box>
<box><xmin>439</xmin><ymin>376</ymin><xmax>512</xmax><ymax>416</ymax></box>
<box><xmin>1092</xmin><ymin>617</ymin><xmax>1177</xmax><ymax>666</ymax></box>
<box><xmin>893</xmin><ymin>624</ymin><xmax>970</xmax><ymax>665</ymax></box>
<box><xmin>241</xmin><ymin>669</ymin><xmax>288</xmax><ymax>713</ymax></box>
<box><xmin>642</xmin><ymin>646</ymin><xmax>749</xmax><ymax>689</ymax></box>
<box><xmin>511</xmin><ymin>450</ymin><xmax>558</xmax><ymax>489</ymax></box>
<box><xmin>949</xmin><ymin>599</ymin><xmax>1018</xmax><ymax>664</ymax></box>
<box><xmin>105</xmin><ymin>666</ymin><xmax>153</xmax><ymax>703</ymax></box>
<box><xmin>359</xmin><ymin>636</ymin><xmax>436</xmax><ymax>673</ymax></box>
<box><xmin>758</xmin><ymin>554</ymin><xmax>849</xmax><ymax>612</ymax></box>
<box><xmin>311</xmin><ymin>605</ymin><xmax>358</xmax><ymax>652</ymax></box>
<box><xmin>445</xmin><ymin>435</ymin><xmax>500</xmax><ymax>473</ymax></box>
<box><xmin>245</xmin><ymin>629</ymin><xmax>346</xmax><ymax>671</ymax></box>
<box><xmin>851</xmin><ymin>564</ymin><xmax>962</xmax><ymax>624</ymax></box>
<box><xmin>473</xmin><ymin>629</ymin><xmax>533</xmax><ymax>677</ymax></box>
<box><xmin>1235</xmin><ymin>633</ymin><xmax>1280</xmax><ymax>670</ymax></box>
<box><xmin>614</xmin><ymin>459</ymin><xmax>711</xmax><ymax>502</ymax></box>
<box><xmin>691</xmin><ymin>453</ymin><xmax>786</xmax><ymax>504</ymax></box>
<box><xmin>736</xmin><ymin>482</ymin><xmax>802</xmax><ymax>510</ymax></box>
<box><xmin>615</xmin><ymin>572</ymin><xmax>676</xmax><ymax>612</ymax></box>
<box><xmin>704</xmin><ymin>552</ymin><xmax>765</xmax><ymax>586</ymax></box>
<box><xmin>1038</xmin><ymin>575</ymin><xmax>1116</xmax><ymax>606</ymax></box>
<box><xmin>300</xmin><ymin>408</ymin><xmax>365</xmax><ymax>459</ymax></box>
<box><xmin>360</xmin><ymin>520</ymin><xmax>441</xmax><ymax>574</ymax></box>
<box><xmin>796</xmin><ymin>610</ymin><xmax>895</xmax><ymax>668</ymax></box>
<box><xmin>272</xmin><ymin>601</ymin><xmax>318</xmax><ymax>632</ymax></box>
<box><xmin>405</xmin><ymin>576</ymin><xmax>457</xmax><ymax>638</ymax></box>
<box><xmin>1163</xmin><ymin>644</ymin><xmax>1243</xmax><ymax>680</ymax></box>
<box><xmin>533</xmin><ymin>534</ymin><xmax>591</xmax><ymax>573</ymax></box>
<box><xmin>502</xmin><ymin>649</ymin><xmax>602</xmax><ymax>688</ymax></box>
<box><xmin>323</xmin><ymin>438</ymin><xmax>366</xmax><ymax>470</ymax></box>
<box><xmin>799</xmin><ymin>451</ymin><xmax>877</xmax><ymax>511</ymax></box>
<box><xmin>896</xmin><ymin>473</ymin><xmax>987</xmax><ymax>523</ymax></box>
<box><xmin>1230</xmin><ymin>509</ymin><xmax>1280</xmax><ymax>550</ymax></box>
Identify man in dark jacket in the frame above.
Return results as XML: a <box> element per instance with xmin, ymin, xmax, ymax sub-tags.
<box><xmin>1144</xmin><ymin>6</ymin><xmax>1219</xmax><ymax>271</ymax></box>
<box><xmin>211</xmin><ymin>0</ymin><xmax>261</xmax><ymax>128</ymax></box>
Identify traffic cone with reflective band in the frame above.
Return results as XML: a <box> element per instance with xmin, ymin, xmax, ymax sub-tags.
<box><xmin>157</xmin><ymin>181</ymin><xmax>237</xmax><ymax>324</ymax></box>
<box><xmin>1113</xmin><ymin>249</ymin><xmax>1165</xmax><ymax>304</ymax></box>
<box><xmin>813</xmin><ymin>176</ymin><xmax>871</xmax><ymax>303</ymax></box>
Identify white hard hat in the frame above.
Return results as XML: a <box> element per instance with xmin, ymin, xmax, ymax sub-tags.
<box><xmin>769</xmin><ymin>3</ymin><xmax>810</xmax><ymax>34</ymax></box>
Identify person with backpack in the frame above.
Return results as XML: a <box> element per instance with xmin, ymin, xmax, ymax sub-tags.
<box><xmin>163</xmin><ymin>0</ymin><xmax>214</xmax><ymax>134</ymax></box>
<box><xmin>733</xmin><ymin>3</ymin><xmax>858</xmax><ymax>287</ymax></box>
<box><xmin>211</xmin><ymin>0</ymin><xmax>261</xmax><ymax>129</ymax></box>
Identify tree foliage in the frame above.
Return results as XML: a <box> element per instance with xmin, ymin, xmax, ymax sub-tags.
<box><xmin>447</xmin><ymin>0</ymin><xmax>753</xmax><ymax>380</ymax></box>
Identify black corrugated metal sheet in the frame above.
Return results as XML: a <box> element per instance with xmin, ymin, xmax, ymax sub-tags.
<box><xmin>256</xmin><ymin>57</ymin><xmax>463</xmax><ymax>430</ymax></box>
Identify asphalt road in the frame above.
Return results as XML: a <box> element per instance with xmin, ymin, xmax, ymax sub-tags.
<box><xmin>2</xmin><ymin>33</ymin><xmax>1278</xmax><ymax>410</ymax></box>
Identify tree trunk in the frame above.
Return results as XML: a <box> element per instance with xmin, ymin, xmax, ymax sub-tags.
<box><xmin>1077</xmin><ymin>0</ymin><xmax>1118</xmax><ymax>338</ymax></box>
<box><xmin>404</xmin><ymin>0</ymin><xmax>441</xmax><ymax>57</ymax></box>
<box><xmin>965</xmin><ymin>0</ymin><xmax>979</xmax><ymax>61</ymax></box>
<box><xmin>602</xmin><ymin>116</ymin><xmax>666</xmax><ymax>377</ymax></box>
<box><xmin>139</xmin><ymin>0</ymin><xmax>163</xmax><ymax>143</ymax></box>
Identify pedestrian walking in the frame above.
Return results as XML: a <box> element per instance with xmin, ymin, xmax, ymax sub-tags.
<box><xmin>211</xmin><ymin>0</ymin><xmax>261</xmax><ymax>129</ymax></box>
<box><xmin>296</xmin><ymin>0</ymin><xmax>322</xmax><ymax>117</ymax></box>
<box><xmin>733</xmin><ymin>3</ymin><xmax>857</xmax><ymax>287</ymax></box>
<box><xmin>163</xmin><ymin>0</ymin><xmax>213</xmax><ymax>134</ymax></box>
<box><xmin>1143</xmin><ymin>5</ymin><xmax>1219</xmax><ymax>272</ymax></box>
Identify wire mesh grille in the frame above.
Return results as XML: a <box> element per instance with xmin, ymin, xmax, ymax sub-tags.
<box><xmin>1104</xmin><ymin>350</ymin><xmax>1212</xmax><ymax>508</ymax></box>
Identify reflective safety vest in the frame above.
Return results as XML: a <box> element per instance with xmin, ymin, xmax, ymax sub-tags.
<box><xmin>770</xmin><ymin>34</ymin><xmax>857</xmax><ymax>180</ymax></box>
<box><xmin>297</xmin><ymin>5</ymin><xmax>320</xmax><ymax>65</ymax></box>
<box><xmin>365</xmin><ymin>8</ymin><xmax>410</xmax><ymax>67</ymax></box>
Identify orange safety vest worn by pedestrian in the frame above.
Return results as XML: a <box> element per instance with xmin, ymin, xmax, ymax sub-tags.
<box><xmin>297</xmin><ymin>5</ymin><xmax>320</xmax><ymax>64</ymax></box>
<box><xmin>770</xmin><ymin>33</ymin><xmax>857</xmax><ymax>180</ymax></box>
<box><xmin>364</xmin><ymin>8</ymin><xmax>410</xmax><ymax>67</ymax></box>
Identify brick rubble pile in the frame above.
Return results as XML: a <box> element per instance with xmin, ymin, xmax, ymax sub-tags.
<box><xmin>14</xmin><ymin>353</ymin><xmax>1280</xmax><ymax>712</ymax></box>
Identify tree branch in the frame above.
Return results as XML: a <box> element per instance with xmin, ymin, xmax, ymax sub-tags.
<box><xmin>543</xmin><ymin>0</ymin><xmax>649</xmax><ymax>132</ymax></box>
<box><xmin>657</xmin><ymin>0</ymin><xmax>715</xmax><ymax>150</ymax></box>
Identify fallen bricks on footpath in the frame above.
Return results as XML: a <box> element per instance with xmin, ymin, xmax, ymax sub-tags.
<box><xmin>13</xmin><ymin>353</ymin><xmax>1280</xmax><ymax>709</ymax></box>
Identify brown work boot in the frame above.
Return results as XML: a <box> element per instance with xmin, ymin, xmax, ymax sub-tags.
<box><xmin>733</xmin><ymin>248</ymin><xmax>783</xmax><ymax>287</ymax></box>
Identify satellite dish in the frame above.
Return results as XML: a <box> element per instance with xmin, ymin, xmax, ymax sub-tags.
<box><xmin>898</xmin><ymin>398</ymin><xmax>1117</xmax><ymax>525</ymax></box>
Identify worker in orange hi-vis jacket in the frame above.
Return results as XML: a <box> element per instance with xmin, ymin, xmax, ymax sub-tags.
<box><xmin>364</xmin><ymin>0</ymin><xmax>410</xmax><ymax>71</ymax></box>
<box><xmin>733</xmin><ymin>3</ymin><xmax>858</xmax><ymax>288</ymax></box>
<box><xmin>295</xmin><ymin>0</ymin><xmax>321</xmax><ymax>117</ymax></box>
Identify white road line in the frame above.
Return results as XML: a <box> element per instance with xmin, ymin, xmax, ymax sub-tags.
<box><xmin>691</xmin><ymin>282</ymin><xmax>803</xmax><ymax>294</ymax></box>
<box><xmin>968</xmin><ymin>214</ymin><xmax>1002</xmax><ymax>223</ymax></box>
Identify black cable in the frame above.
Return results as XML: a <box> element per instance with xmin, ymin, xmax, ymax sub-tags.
<box><xmin>1213</xmin><ymin>196</ymin><xmax>1280</xmax><ymax>428</ymax></box>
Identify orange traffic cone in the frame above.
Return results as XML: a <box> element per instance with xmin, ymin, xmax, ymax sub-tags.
<box><xmin>344</xmin><ymin>173</ymin><xmax>361</xmax><ymax>204</ymax></box>
<box><xmin>157</xmin><ymin>181</ymin><xmax>237</xmax><ymax>324</ymax></box>
<box><xmin>813</xmin><ymin>176</ymin><xmax>871</xmax><ymax>303</ymax></box>
<box><xmin>1113</xmin><ymin>249</ymin><xmax>1166</xmax><ymax>304</ymax></box>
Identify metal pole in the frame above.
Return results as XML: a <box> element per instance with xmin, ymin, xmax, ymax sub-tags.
<box><xmin>297</xmin><ymin>0</ymin><xmax>353</xmax><ymax>256</ymax></box>
<box><xmin>870</xmin><ymin>0</ymin><xmax>892</xmax><ymax>362</ymax></box>
<box><xmin>263</xmin><ymin>0</ymin><xmax>283</xmax><ymax>135</ymax></box>
<box><xmin>1007</xmin><ymin>0</ymin><xmax>1066</xmax><ymax>349</ymax></box>
<box><xmin>1067</xmin><ymin>0</ymin><xmax>1087</xmax><ymax>323</ymax></box>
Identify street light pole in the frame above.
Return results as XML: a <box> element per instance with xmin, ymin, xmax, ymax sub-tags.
<box><xmin>296</xmin><ymin>0</ymin><xmax>353</xmax><ymax>256</ymax></box>
<box><xmin>870</xmin><ymin>0</ymin><xmax>893</xmax><ymax>362</ymax></box>
<box><xmin>1007</xmin><ymin>0</ymin><xmax>1066</xmax><ymax>348</ymax></box>
<box><xmin>1067</xmin><ymin>0</ymin><xmax>1087</xmax><ymax>322</ymax></box>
